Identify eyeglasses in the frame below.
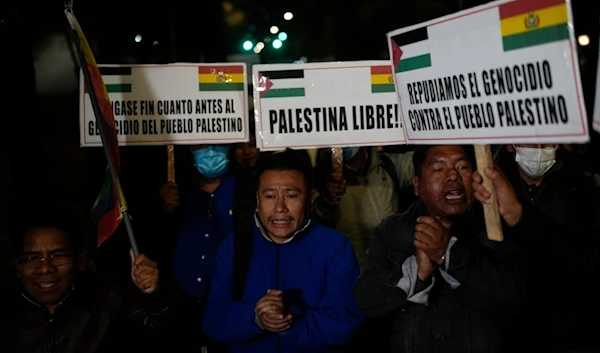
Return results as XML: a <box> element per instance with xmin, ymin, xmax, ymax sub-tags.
<box><xmin>18</xmin><ymin>253</ymin><xmax>73</xmax><ymax>269</ymax></box>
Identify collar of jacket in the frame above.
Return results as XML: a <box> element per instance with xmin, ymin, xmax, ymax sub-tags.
<box><xmin>254</xmin><ymin>213</ymin><xmax>312</xmax><ymax>244</ymax></box>
<box><xmin>21</xmin><ymin>280</ymin><xmax>76</xmax><ymax>313</ymax></box>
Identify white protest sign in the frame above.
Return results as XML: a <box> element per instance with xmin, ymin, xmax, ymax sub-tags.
<box><xmin>252</xmin><ymin>61</ymin><xmax>405</xmax><ymax>151</ymax></box>
<box><xmin>387</xmin><ymin>0</ymin><xmax>589</xmax><ymax>144</ymax></box>
<box><xmin>593</xmin><ymin>40</ymin><xmax>600</xmax><ymax>133</ymax></box>
<box><xmin>80</xmin><ymin>63</ymin><xmax>249</xmax><ymax>146</ymax></box>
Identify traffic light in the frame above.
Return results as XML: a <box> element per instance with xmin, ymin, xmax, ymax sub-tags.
<box><xmin>272</xmin><ymin>39</ymin><xmax>282</xmax><ymax>49</ymax></box>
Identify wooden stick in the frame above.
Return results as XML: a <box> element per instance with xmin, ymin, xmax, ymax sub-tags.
<box><xmin>331</xmin><ymin>147</ymin><xmax>343</xmax><ymax>169</ymax></box>
<box><xmin>167</xmin><ymin>145</ymin><xmax>175</xmax><ymax>183</ymax></box>
<box><xmin>474</xmin><ymin>145</ymin><xmax>503</xmax><ymax>242</ymax></box>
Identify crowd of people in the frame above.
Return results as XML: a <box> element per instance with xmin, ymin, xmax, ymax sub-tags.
<box><xmin>1</xmin><ymin>136</ymin><xmax>599</xmax><ymax>353</ymax></box>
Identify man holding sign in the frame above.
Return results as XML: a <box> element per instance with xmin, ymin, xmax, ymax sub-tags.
<box><xmin>354</xmin><ymin>145</ymin><xmax>539</xmax><ymax>353</ymax></box>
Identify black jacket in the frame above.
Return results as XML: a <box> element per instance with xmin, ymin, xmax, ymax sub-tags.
<box><xmin>0</xmin><ymin>271</ymin><xmax>182</xmax><ymax>353</ymax></box>
<box><xmin>353</xmin><ymin>201</ymin><xmax>538</xmax><ymax>353</ymax></box>
<box><xmin>499</xmin><ymin>152</ymin><xmax>600</xmax><ymax>352</ymax></box>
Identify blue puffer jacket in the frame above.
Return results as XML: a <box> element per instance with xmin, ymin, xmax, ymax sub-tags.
<box><xmin>202</xmin><ymin>219</ymin><xmax>364</xmax><ymax>353</ymax></box>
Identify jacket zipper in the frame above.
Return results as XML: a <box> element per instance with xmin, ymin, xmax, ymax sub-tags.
<box><xmin>275</xmin><ymin>244</ymin><xmax>281</xmax><ymax>353</ymax></box>
<box><xmin>47</xmin><ymin>317</ymin><xmax>58</xmax><ymax>353</ymax></box>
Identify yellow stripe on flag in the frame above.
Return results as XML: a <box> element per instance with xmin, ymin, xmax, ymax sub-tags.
<box><xmin>500</xmin><ymin>3</ymin><xmax>568</xmax><ymax>37</ymax></box>
<box><xmin>371</xmin><ymin>74</ymin><xmax>394</xmax><ymax>85</ymax></box>
<box><xmin>198</xmin><ymin>73</ymin><xmax>245</xmax><ymax>84</ymax></box>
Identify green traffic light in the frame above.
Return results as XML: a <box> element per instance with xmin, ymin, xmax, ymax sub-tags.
<box><xmin>272</xmin><ymin>39</ymin><xmax>282</xmax><ymax>49</ymax></box>
<box><xmin>278</xmin><ymin>32</ymin><xmax>288</xmax><ymax>41</ymax></box>
<box><xmin>243</xmin><ymin>40</ymin><xmax>253</xmax><ymax>51</ymax></box>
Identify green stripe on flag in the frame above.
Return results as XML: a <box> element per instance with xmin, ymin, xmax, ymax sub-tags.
<box><xmin>372</xmin><ymin>84</ymin><xmax>395</xmax><ymax>93</ymax></box>
<box><xmin>199</xmin><ymin>83</ymin><xmax>245</xmax><ymax>91</ymax></box>
<box><xmin>106</xmin><ymin>84</ymin><xmax>131</xmax><ymax>93</ymax></box>
<box><xmin>502</xmin><ymin>23</ymin><xmax>569</xmax><ymax>52</ymax></box>
<box><xmin>396</xmin><ymin>54</ymin><xmax>432</xmax><ymax>73</ymax></box>
<box><xmin>262</xmin><ymin>88</ymin><xmax>305</xmax><ymax>98</ymax></box>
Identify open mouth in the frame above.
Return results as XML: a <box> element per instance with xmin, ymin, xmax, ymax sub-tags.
<box><xmin>445</xmin><ymin>189</ymin><xmax>465</xmax><ymax>203</ymax></box>
<box><xmin>271</xmin><ymin>219</ymin><xmax>292</xmax><ymax>226</ymax></box>
<box><xmin>36</xmin><ymin>282</ymin><xmax>58</xmax><ymax>290</ymax></box>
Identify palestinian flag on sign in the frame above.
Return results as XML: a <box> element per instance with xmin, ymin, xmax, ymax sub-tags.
<box><xmin>101</xmin><ymin>67</ymin><xmax>132</xmax><ymax>93</ymax></box>
<box><xmin>199</xmin><ymin>65</ymin><xmax>245</xmax><ymax>91</ymax></box>
<box><xmin>389</xmin><ymin>26</ymin><xmax>431</xmax><ymax>74</ymax></box>
<box><xmin>258</xmin><ymin>70</ymin><xmax>305</xmax><ymax>98</ymax></box>
<box><xmin>499</xmin><ymin>0</ymin><xmax>569</xmax><ymax>52</ymax></box>
<box><xmin>370</xmin><ymin>65</ymin><xmax>395</xmax><ymax>93</ymax></box>
<box><xmin>84</xmin><ymin>67</ymin><xmax>132</xmax><ymax>93</ymax></box>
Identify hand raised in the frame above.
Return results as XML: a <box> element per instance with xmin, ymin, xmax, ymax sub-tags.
<box><xmin>472</xmin><ymin>167</ymin><xmax>522</xmax><ymax>227</ymax></box>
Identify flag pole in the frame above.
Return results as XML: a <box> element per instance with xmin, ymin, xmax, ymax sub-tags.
<box><xmin>66</xmin><ymin>9</ymin><xmax>139</xmax><ymax>256</ymax></box>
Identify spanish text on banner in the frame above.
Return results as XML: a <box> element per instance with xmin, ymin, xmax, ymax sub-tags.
<box><xmin>80</xmin><ymin>63</ymin><xmax>249</xmax><ymax>147</ymax></box>
<box><xmin>253</xmin><ymin>61</ymin><xmax>405</xmax><ymax>151</ymax></box>
<box><xmin>387</xmin><ymin>0</ymin><xmax>589</xmax><ymax>145</ymax></box>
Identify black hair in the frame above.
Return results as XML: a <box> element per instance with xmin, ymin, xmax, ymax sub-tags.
<box><xmin>412</xmin><ymin>145</ymin><xmax>476</xmax><ymax>177</ymax></box>
<box><xmin>256</xmin><ymin>149</ymin><xmax>314</xmax><ymax>192</ymax></box>
<box><xmin>10</xmin><ymin>205</ymin><xmax>85</xmax><ymax>253</ymax></box>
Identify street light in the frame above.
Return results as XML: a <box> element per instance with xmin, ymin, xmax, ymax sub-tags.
<box><xmin>270</xmin><ymin>26</ymin><xmax>279</xmax><ymax>34</ymax></box>
<box><xmin>284</xmin><ymin>12</ymin><xmax>293</xmax><ymax>20</ymax></box>
<box><xmin>243</xmin><ymin>40</ymin><xmax>253</xmax><ymax>51</ymax></box>
<box><xmin>578</xmin><ymin>34</ymin><xmax>590</xmax><ymax>46</ymax></box>
<box><xmin>273</xmin><ymin>39</ymin><xmax>283</xmax><ymax>49</ymax></box>
<box><xmin>278</xmin><ymin>32</ymin><xmax>288</xmax><ymax>41</ymax></box>
<box><xmin>135</xmin><ymin>34</ymin><xmax>142</xmax><ymax>42</ymax></box>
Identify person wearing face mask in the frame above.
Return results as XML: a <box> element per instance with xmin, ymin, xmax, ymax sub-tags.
<box><xmin>498</xmin><ymin>144</ymin><xmax>600</xmax><ymax>353</ymax></box>
<box><xmin>157</xmin><ymin>144</ymin><xmax>236</xmax><ymax>353</ymax></box>
<box><xmin>501</xmin><ymin>144</ymin><xmax>600</xmax><ymax>233</ymax></box>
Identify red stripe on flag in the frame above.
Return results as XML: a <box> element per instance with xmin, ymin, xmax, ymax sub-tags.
<box><xmin>198</xmin><ymin>65</ymin><xmax>244</xmax><ymax>74</ymax></box>
<box><xmin>499</xmin><ymin>0</ymin><xmax>565</xmax><ymax>19</ymax></box>
<box><xmin>87</xmin><ymin>63</ymin><xmax>120</xmax><ymax>170</ymax></box>
<box><xmin>371</xmin><ymin>65</ymin><xmax>393</xmax><ymax>75</ymax></box>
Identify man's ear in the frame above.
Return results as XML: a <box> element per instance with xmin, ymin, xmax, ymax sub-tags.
<box><xmin>310</xmin><ymin>189</ymin><xmax>317</xmax><ymax>209</ymax></box>
<box><xmin>255</xmin><ymin>191</ymin><xmax>260</xmax><ymax>212</ymax></box>
<box><xmin>412</xmin><ymin>175</ymin><xmax>420</xmax><ymax>197</ymax></box>
<box><xmin>77</xmin><ymin>249</ymin><xmax>87</xmax><ymax>271</ymax></box>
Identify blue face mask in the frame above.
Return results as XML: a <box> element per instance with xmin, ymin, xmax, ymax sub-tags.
<box><xmin>342</xmin><ymin>147</ymin><xmax>360</xmax><ymax>161</ymax></box>
<box><xmin>192</xmin><ymin>146</ymin><xmax>230</xmax><ymax>178</ymax></box>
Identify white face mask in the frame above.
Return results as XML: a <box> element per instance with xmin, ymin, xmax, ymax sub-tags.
<box><xmin>513</xmin><ymin>146</ymin><xmax>557</xmax><ymax>178</ymax></box>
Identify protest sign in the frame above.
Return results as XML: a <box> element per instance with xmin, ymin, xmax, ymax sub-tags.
<box><xmin>593</xmin><ymin>43</ymin><xmax>600</xmax><ymax>133</ymax></box>
<box><xmin>387</xmin><ymin>0</ymin><xmax>589</xmax><ymax>144</ymax></box>
<box><xmin>80</xmin><ymin>63</ymin><xmax>249</xmax><ymax>146</ymax></box>
<box><xmin>252</xmin><ymin>61</ymin><xmax>405</xmax><ymax>151</ymax></box>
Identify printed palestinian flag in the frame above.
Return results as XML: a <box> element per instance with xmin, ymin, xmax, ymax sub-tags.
<box><xmin>199</xmin><ymin>65</ymin><xmax>245</xmax><ymax>91</ymax></box>
<box><xmin>389</xmin><ymin>26</ymin><xmax>431</xmax><ymax>74</ymax></box>
<box><xmin>499</xmin><ymin>0</ymin><xmax>569</xmax><ymax>52</ymax></box>
<box><xmin>101</xmin><ymin>67</ymin><xmax>132</xmax><ymax>93</ymax></box>
<box><xmin>371</xmin><ymin>65</ymin><xmax>395</xmax><ymax>93</ymax></box>
<box><xmin>258</xmin><ymin>70</ymin><xmax>305</xmax><ymax>98</ymax></box>
<box><xmin>84</xmin><ymin>67</ymin><xmax>132</xmax><ymax>93</ymax></box>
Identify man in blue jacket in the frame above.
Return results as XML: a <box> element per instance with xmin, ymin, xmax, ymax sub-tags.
<box><xmin>202</xmin><ymin>150</ymin><xmax>364</xmax><ymax>353</ymax></box>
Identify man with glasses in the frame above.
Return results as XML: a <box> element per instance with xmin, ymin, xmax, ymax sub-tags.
<box><xmin>1</xmin><ymin>206</ymin><xmax>182</xmax><ymax>353</ymax></box>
